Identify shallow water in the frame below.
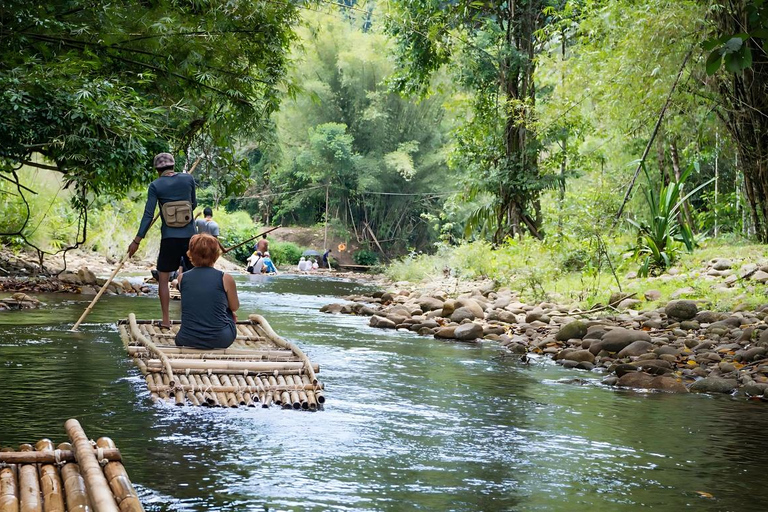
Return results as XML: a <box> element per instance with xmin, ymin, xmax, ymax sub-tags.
<box><xmin>1</xmin><ymin>274</ymin><xmax>768</xmax><ymax>511</ymax></box>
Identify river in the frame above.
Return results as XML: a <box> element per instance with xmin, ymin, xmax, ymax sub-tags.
<box><xmin>1</xmin><ymin>274</ymin><xmax>768</xmax><ymax>511</ymax></box>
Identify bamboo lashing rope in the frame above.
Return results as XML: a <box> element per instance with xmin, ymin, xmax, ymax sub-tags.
<box><xmin>64</xmin><ymin>420</ymin><xmax>119</xmax><ymax>512</ymax></box>
<box><xmin>69</xmin><ymin>157</ymin><xmax>202</xmax><ymax>331</ymax></box>
<box><xmin>128</xmin><ymin>314</ymin><xmax>175</xmax><ymax>387</ymax></box>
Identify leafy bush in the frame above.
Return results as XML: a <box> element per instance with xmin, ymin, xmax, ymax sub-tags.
<box><xmin>269</xmin><ymin>241</ymin><xmax>303</xmax><ymax>266</ymax></box>
<box><xmin>626</xmin><ymin>164</ymin><xmax>711</xmax><ymax>276</ymax></box>
<box><xmin>353</xmin><ymin>249</ymin><xmax>379</xmax><ymax>265</ymax></box>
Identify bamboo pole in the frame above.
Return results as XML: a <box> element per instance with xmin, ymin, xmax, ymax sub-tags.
<box><xmin>58</xmin><ymin>441</ymin><xmax>90</xmax><ymax>512</ymax></box>
<box><xmin>129</xmin><ymin>314</ymin><xmax>175</xmax><ymax>387</ymax></box>
<box><xmin>142</xmin><ymin>360</ymin><xmax>317</xmax><ymax>373</ymax></box>
<box><xmin>0</xmin><ymin>448</ymin><xmax>18</xmax><ymax>512</ymax></box>
<box><xmin>64</xmin><ymin>420</ymin><xmax>119</xmax><ymax>512</ymax></box>
<box><xmin>145</xmin><ymin>383</ymin><xmax>321</xmax><ymax>393</ymax></box>
<box><xmin>276</xmin><ymin>376</ymin><xmax>291</xmax><ymax>407</ymax></box>
<box><xmin>0</xmin><ymin>450</ymin><xmax>121</xmax><ymax>465</ymax></box>
<box><xmin>249</xmin><ymin>314</ymin><xmax>319</xmax><ymax>384</ymax></box>
<box><xmin>18</xmin><ymin>444</ymin><xmax>41</xmax><ymax>512</ymax></box>
<box><xmin>234</xmin><ymin>375</ymin><xmax>255</xmax><ymax>407</ymax></box>
<box><xmin>301</xmin><ymin>375</ymin><xmax>318</xmax><ymax>410</ymax></box>
<box><xmin>221</xmin><ymin>225</ymin><xmax>281</xmax><ymax>255</ymax></box>
<box><xmin>126</xmin><ymin>347</ymin><xmax>293</xmax><ymax>358</ymax></box>
<box><xmin>211</xmin><ymin>374</ymin><xmax>237</xmax><ymax>407</ymax></box>
<box><xmin>95</xmin><ymin>438</ymin><xmax>143</xmax><ymax>512</ymax></box>
<box><xmin>70</xmin><ymin>157</ymin><xmax>202</xmax><ymax>331</ymax></box>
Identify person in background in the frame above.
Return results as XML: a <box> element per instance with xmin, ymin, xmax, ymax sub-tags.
<box><xmin>247</xmin><ymin>251</ymin><xmax>264</xmax><ymax>274</ymax></box>
<box><xmin>311</xmin><ymin>258</ymin><xmax>319</xmax><ymax>270</ymax></box>
<box><xmin>256</xmin><ymin>234</ymin><xmax>269</xmax><ymax>255</ymax></box>
<box><xmin>195</xmin><ymin>207</ymin><xmax>220</xmax><ymax>237</ymax></box>
<box><xmin>128</xmin><ymin>152</ymin><xmax>196</xmax><ymax>328</ymax></box>
<box><xmin>263</xmin><ymin>252</ymin><xmax>277</xmax><ymax>273</ymax></box>
<box><xmin>175</xmin><ymin>234</ymin><xmax>239</xmax><ymax>349</ymax></box>
<box><xmin>297</xmin><ymin>256</ymin><xmax>307</xmax><ymax>273</ymax></box>
<box><xmin>322</xmin><ymin>249</ymin><xmax>331</xmax><ymax>269</ymax></box>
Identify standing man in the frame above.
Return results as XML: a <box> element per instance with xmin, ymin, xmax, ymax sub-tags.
<box><xmin>256</xmin><ymin>233</ymin><xmax>269</xmax><ymax>255</ymax></box>
<box><xmin>128</xmin><ymin>152</ymin><xmax>197</xmax><ymax>328</ymax></box>
<box><xmin>322</xmin><ymin>249</ymin><xmax>331</xmax><ymax>269</ymax></box>
<box><xmin>195</xmin><ymin>207</ymin><xmax>220</xmax><ymax>238</ymax></box>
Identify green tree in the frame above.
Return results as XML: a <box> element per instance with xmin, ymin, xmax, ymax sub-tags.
<box><xmin>704</xmin><ymin>0</ymin><xmax>768</xmax><ymax>241</ymax></box>
<box><xmin>384</xmin><ymin>0</ymin><xmax>558</xmax><ymax>243</ymax></box>
<box><xmin>260</xmin><ymin>10</ymin><xmax>452</xmax><ymax>254</ymax></box>
<box><xmin>0</xmin><ymin>0</ymin><xmax>298</xmax><ymax>252</ymax></box>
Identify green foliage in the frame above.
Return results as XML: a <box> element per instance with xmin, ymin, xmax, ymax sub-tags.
<box><xmin>384</xmin><ymin>0</ymin><xmax>559</xmax><ymax>241</ymax></box>
<box><xmin>268</xmin><ymin>241</ymin><xmax>303</xmax><ymax>267</ymax></box>
<box><xmin>215</xmin><ymin>210</ymin><xmax>261</xmax><ymax>263</ymax></box>
<box><xmin>626</xmin><ymin>164</ymin><xmax>711</xmax><ymax>276</ymax></box>
<box><xmin>353</xmin><ymin>249</ymin><xmax>379</xmax><ymax>266</ymax></box>
<box><xmin>0</xmin><ymin>0</ymin><xmax>300</xmax><ymax>244</ymax></box>
<box><xmin>263</xmin><ymin>11</ymin><xmax>453</xmax><ymax>254</ymax></box>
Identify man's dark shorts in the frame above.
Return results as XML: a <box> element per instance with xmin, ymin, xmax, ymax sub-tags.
<box><xmin>157</xmin><ymin>237</ymin><xmax>193</xmax><ymax>272</ymax></box>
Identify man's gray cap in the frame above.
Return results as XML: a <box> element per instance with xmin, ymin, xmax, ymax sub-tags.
<box><xmin>153</xmin><ymin>152</ymin><xmax>175</xmax><ymax>169</ymax></box>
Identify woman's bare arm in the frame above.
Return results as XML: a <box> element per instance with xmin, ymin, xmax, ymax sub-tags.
<box><xmin>223</xmin><ymin>273</ymin><xmax>240</xmax><ymax>312</ymax></box>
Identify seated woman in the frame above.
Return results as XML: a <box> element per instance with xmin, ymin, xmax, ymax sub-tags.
<box><xmin>175</xmin><ymin>234</ymin><xmax>240</xmax><ymax>349</ymax></box>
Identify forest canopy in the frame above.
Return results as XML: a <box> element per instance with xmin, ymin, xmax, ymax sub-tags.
<box><xmin>1</xmin><ymin>0</ymin><xmax>767</xmax><ymax>267</ymax></box>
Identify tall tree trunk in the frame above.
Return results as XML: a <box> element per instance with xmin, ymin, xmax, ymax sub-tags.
<box><xmin>496</xmin><ymin>0</ymin><xmax>542</xmax><ymax>243</ymax></box>
<box><xmin>713</xmin><ymin>1</ymin><xmax>768</xmax><ymax>241</ymax></box>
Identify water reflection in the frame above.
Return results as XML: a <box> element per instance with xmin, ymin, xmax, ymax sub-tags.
<box><xmin>1</xmin><ymin>274</ymin><xmax>768</xmax><ymax>510</ymax></box>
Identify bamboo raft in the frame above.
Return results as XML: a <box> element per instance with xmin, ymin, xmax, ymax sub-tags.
<box><xmin>118</xmin><ymin>313</ymin><xmax>325</xmax><ymax>409</ymax></box>
<box><xmin>0</xmin><ymin>419</ymin><xmax>143</xmax><ymax>512</ymax></box>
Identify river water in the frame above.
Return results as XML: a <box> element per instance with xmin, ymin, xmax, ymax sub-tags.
<box><xmin>1</xmin><ymin>274</ymin><xmax>768</xmax><ymax>511</ymax></box>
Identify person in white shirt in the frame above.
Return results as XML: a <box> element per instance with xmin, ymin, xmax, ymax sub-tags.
<box><xmin>247</xmin><ymin>251</ymin><xmax>264</xmax><ymax>274</ymax></box>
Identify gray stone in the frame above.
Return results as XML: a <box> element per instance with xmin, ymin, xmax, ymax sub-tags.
<box><xmin>616</xmin><ymin>372</ymin><xmax>688</xmax><ymax>393</ymax></box>
<box><xmin>680</xmin><ymin>320</ymin><xmax>700</xmax><ymax>330</ymax></box>
<box><xmin>712</xmin><ymin>258</ymin><xmax>733</xmax><ymax>270</ymax></box>
<box><xmin>417</xmin><ymin>296</ymin><xmax>444</xmax><ymax>311</ymax></box>
<box><xmin>609</xmin><ymin>292</ymin><xmax>633</xmax><ymax>307</ymax></box>
<box><xmin>739</xmin><ymin>263</ymin><xmax>758</xmax><ymax>279</ymax></box>
<box><xmin>77</xmin><ymin>267</ymin><xmax>97</xmax><ymax>285</ymax></box>
<box><xmin>617</xmin><ymin>298</ymin><xmax>642</xmax><ymax>310</ymax></box>
<box><xmin>556</xmin><ymin>349</ymin><xmax>595</xmax><ymax>363</ymax></box>
<box><xmin>450</xmin><ymin>307</ymin><xmax>477</xmax><ymax>323</ymax></box>
<box><xmin>555</xmin><ymin>320</ymin><xmax>588</xmax><ymax>342</ymax></box>
<box><xmin>456</xmin><ymin>298</ymin><xmax>485</xmax><ymax>318</ymax></box>
<box><xmin>617</xmin><ymin>340</ymin><xmax>654</xmax><ymax>358</ymax></box>
<box><xmin>644</xmin><ymin>289</ymin><xmax>662</xmax><ymax>301</ymax></box>
<box><xmin>370</xmin><ymin>315</ymin><xmax>397</xmax><ymax>329</ymax></box>
<box><xmin>665</xmin><ymin>300</ymin><xmax>698</xmax><ymax>321</ymax></box>
<box><xmin>319</xmin><ymin>303</ymin><xmax>343</xmax><ymax>314</ymax></box>
<box><xmin>695</xmin><ymin>311</ymin><xmax>722</xmax><ymax>323</ymax></box>
<box><xmin>670</xmin><ymin>287</ymin><xmax>696</xmax><ymax>299</ymax></box>
<box><xmin>591</xmin><ymin>328</ymin><xmax>652</xmax><ymax>354</ymax></box>
<box><xmin>743</xmin><ymin>382</ymin><xmax>768</xmax><ymax>396</ymax></box>
<box><xmin>752</xmin><ymin>270</ymin><xmax>768</xmax><ymax>283</ymax></box>
<box><xmin>689</xmin><ymin>377</ymin><xmax>738</xmax><ymax>394</ymax></box>
<box><xmin>454</xmin><ymin>322</ymin><xmax>484</xmax><ymax>341</ymax></box>
<box><xmin>59</xmin><ymin>272</ymin><xmax>81</xmax><ymax>284</ymax></box>
<box><xmin>434</xmin><ymin>326</ymin><xmax>457</xmax><ymax>339</ymax></box>
<box><xmin>736</xmin><ymin>346</ymin><xmax>766</xmax><ymax>362</ymax></box>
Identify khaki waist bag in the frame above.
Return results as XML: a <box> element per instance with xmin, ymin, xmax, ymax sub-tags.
<box><xmin>161</xmin><ymin>200</ymin><xmax>193</xmax><ymax>228</ymax></box>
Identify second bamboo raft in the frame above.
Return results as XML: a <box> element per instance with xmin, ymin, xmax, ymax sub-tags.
<box><xmin>118</xmin><ymin>313</ymin><xmax>325</xmax><ymax>409</ymax></box>
<box><xmin>0</xmin><ymin>419</ymin><xmax>144</xmax><ymax>512</ymax></box>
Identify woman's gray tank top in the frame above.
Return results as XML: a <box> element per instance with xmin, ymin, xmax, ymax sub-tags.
<box><xmin>175</xmin><ymin>267</ymin><xmax>236</xmax><ymax>349</ymax></box>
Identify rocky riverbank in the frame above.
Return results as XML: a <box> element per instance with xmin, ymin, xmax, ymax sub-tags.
<box><xmin>321</xmin><ymin>281</ymin><xmax>768</xmax><ymax>399</ymax></box>
<box><xmin>0</xmin><ymin>246</ymin><xmax>242</xmax><ymax>298</ymax></box>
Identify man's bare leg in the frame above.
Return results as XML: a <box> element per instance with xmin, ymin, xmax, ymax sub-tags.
<box><xmin>158</xmin><ymin>271</ymin><xmax>171</xmax><ymax>327</ymax></box>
